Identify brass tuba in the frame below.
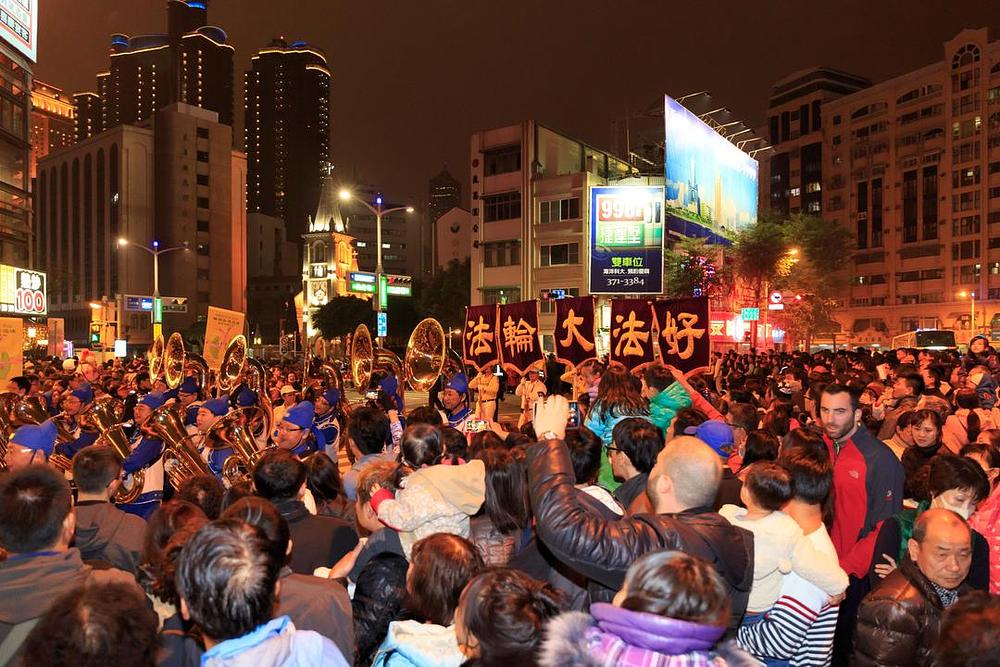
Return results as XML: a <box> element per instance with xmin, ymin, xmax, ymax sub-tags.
<box><xmin>87</xmin><ymin>396</ymin><xmax>143</xmax><ymax>504</ymax></box>
<box><xmin>147</xmin><ymin>401</ymin><xmax>214</xmax><ymax>491</ymax></box>
<box><xmin>11</xmin><ymin>397</ymin><xmax>76</xmax><ymax>474</ymax></box>
<box><xmin>148</xmin><ymin>335</ymin><xmax>165</xmax><ymax>380</ymax></box>
<box><xmin>206</xmin><ymin>407</ymin><xmax>273</xmax><ymax>485</ymax></box>
<box><xmin>164</xmin><ymin>332</ymin><xmax>186</xmax><ymax>390</ymax></box>
<box><xmin>185</xmin><ymin>352</ymin><xmax>210</xmax><ymax>395</ymax></box>
<box><xmin>217</xmin><ymin>334</ymin><xmax>247</xmax><ymax>395</ymax></box>
<box><xmin>0</xmin><ymin>391</ymin><xmax>17</xmax><ymax>472</ymax></box>
<box><xmin>350</xmin><ymin>324</ymin><xmax>404</xmax><ymax>404</ymax></box>
<box><xmin>404</xmin><ymin>318</ymin><xmax>447</xmax><ymax>392</ymax></box>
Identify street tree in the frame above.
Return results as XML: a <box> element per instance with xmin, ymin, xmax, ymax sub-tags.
<box><xmin>312</xmin><ymin>295</ymin><xmax>374</xmax><ymax>339</ymax></box>
<box><xmin>664</xmin><ymin>237</ymin><xmax>731</xmax><ymax>299</ymax></box>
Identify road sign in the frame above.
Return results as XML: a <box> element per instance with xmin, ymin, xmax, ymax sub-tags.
<box><xmin>741</xmin><ymin>307</ymin><xmax>760</xmax><ymax>322</ymax></box>
<box><xmin>377</xmin><ymin>311</ymin><xmax>388</xmax><ymax>337</ymax></box>
<box><xmin>767</xmin><ymin>303</ymin><xmax>784</xmax><ymax>311</ymax></box>
<box><xmin>769</xmin><ymin>290</ymin><xmax>783</xmax><ymax>304</ymax></box>
<box><xmin>125</xmin><ymin>294</ymin><xmax>154</xmax><ymax>312</ymax></box>
<box><xmin>385</xmin><ymin>274</ymin><xmax>413</xmax><ymax>297</ymax></box>
<box><xmin>114</xmin><ymin>339</ymin><xmax>127</xmax><ymax>357</ymax></box>
<box><xmin>162</xmin><ymin>297</ymin><xmax>188</xmax><ymax>314</ymax></box>
<box><xmin>349</xmin><ymin>271</ymin><xmax>377</xmax><ymax>294</ymax></box>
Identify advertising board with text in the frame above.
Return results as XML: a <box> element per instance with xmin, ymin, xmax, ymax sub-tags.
<box><xmin>589</xmin><ymin>185</ymin><xmax>664</xmax><ymax>295</ymax></box>
<box><xmin>0</xmin><ymin>0</ymin><xmax>36</xmax><ymax>62</ymax></box>
<box><xmin>0</xmin><ymin>263</ymin><xmax>45</xmax><ymax>316</ymax></box>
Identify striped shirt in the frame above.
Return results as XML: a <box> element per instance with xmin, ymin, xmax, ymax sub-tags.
<box><xmin>737</xmin><ymin>525</ymin><xmax>840</xmax><ymax>666</ymax></box>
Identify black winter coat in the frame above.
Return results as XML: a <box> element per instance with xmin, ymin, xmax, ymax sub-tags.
<box><xmin>351</xmin><ymin>552</ymin><xmax>409</xmax><ymax>667</ymax></box>
<box><xmin>526</xmin><ymin>439</ymin><xmax>755</xmax><ymax>629</ymax></box>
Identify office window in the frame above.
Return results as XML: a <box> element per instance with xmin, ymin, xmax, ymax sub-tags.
<box><xmin>196</xmin><ymin>173</ymin><xmax>209</xmax><ymax>186</ymax></box>
<box><xmin>952</xmin><ymin>240</ymin><xmax>981</xmax><ymax>260</ymax></box>
<box><xmin>483</xmin><ymin>191</ymin><xmax>520</xmax><ymax>222</ymax></box>
<box><xmin>922</xmin><ymin>167</ymin><xmax>937</xmax><ymax>240</ymax></box>
<box><xmin>483</xmin><ymin>240</ymin><xmax>521</xmax><ymax>267</ymax></box>
<box><xmin>481</xmin><ymin>287</ymin><xmax>520</xmax><ymax>305</ymax></box>
<box><xmin>483</xmin><ymin>145</ymin><xmax>521</xmax><ymax>176</ymax></box>
<box><xmin>196</xmin><ymin>196</ymin><xmax>209</xmax><ymax>209</ymax></box>
<box><xmin>953</xmin><ymin>166</ymin><xmax>981</xmax><ymax>188</ymax></box>
<box><xmin>539</xmin><ymin>197</ymin><xmax>581</xmax><ymax>223</ymax></box>
<box><xmin>197</xmin><ymin>219</ymin><xmax>209</xmax><ymax>232</ymax></box>
<box><xmin>540</xmin><ymin>242</ymin><xmax>580</xmax><ymax>267</ymax></box>
<box><xmin>196</xmin><ymin>126</ymin><xmax>209</xmax><ymax>139</ymax></box>
<box><xmin>953</xmin><ymin>215</ymin><xmax>981</xmax><ymax>236</ymax></box>
<box><xmin>196</xmin><ymin>150</ymin><xmax>209</xmax><ymax>162</ymax></box>
<box><xmin>196</xmin><ymin>243</ymin><xmax>209</xmax><ymax>256</ymax></box>
<box><xmin>902</xmin><ymin>170</ymin><xmax>918</xmax><ymax>243</ymax></box>
<box><xmin>953</xmin><ymin>263</ymin><xmax>981</xmax><ymax>284</ymax></box>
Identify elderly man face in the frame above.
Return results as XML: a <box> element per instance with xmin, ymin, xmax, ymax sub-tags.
<box><xmin>907</xmin><ymin>509</ymin><xmax>973</xmax><ymax>591</ymax></box>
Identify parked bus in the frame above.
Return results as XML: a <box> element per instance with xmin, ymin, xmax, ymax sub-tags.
<box><xmin>890</xmin><ymin>329</ymin><xmax>957</xmax><ymax>350</ymax></box>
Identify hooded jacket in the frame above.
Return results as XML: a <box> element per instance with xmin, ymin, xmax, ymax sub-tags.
<box><xmin>200</xmin><ymin>616</ymin><xmax>347</xmax><ymax>667</ymax></box>
<box><xmin>538</xmin><ymin>604</ymin><xmax>757</xmax><ymax>667</ymax></box>
<box><xmin>73</xmin><ymin>500</ymin><xmax>146</xmax><ymax>572</ymax></box>
<box><xmin>526</xmin><ymin>439</ymin><xmax>754</xmax><ymax>629</ymax></box>
<box><xmin>648</xmin><ymin>382</ymin><xmax>692</xmax><ymax>435</ymax></box>
<box><xmin>371</xmin><ymin>620</ymin><xmax>464</xmax><ymax>667</ymax></box>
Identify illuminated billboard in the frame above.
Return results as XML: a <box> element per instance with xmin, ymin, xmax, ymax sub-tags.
<box><xmin>0</xmin><ymin>263</ymin><xmax>45</xmax><ymax>315</ymax></box>
<box><xmin>589</xmin><ymin>185</ymin><xmax>664</xmax><ymax>294</ymax></box>
<box><xmin>0</xmin><ymin>0</ymin><xmax>36</xmax><ymax>62</ymax></box>
<box><xmin>664</xmin><ymin>95</ymin><xmax>758</xmax><ymax>240</ymax></box>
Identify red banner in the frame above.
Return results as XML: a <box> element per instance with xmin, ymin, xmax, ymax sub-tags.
<box><xmin>554</xmin><ymin>296</ymin><xmax>597</xmax><ymax>369</ymax></box>
<box><xmin>652</xmin><ymin>297</ymin><xmax>711</xmax><ymax>374</ymax></box>
<box><xmin>463</xmin><ymin>304</ymin><xmax>499</xmax><ymax>372</ymax></box>
<box><xmin>498</xmin><ymin>300</ymin><xmax>544</xmax><ymax>375</ymax></box>
<box><xmin>609</xmin><ymin>299</ymin><xmax>655</xmax><ymax>371</ymax></box>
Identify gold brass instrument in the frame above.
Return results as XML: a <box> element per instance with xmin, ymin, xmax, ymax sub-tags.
<box><xmin>217</xmin><ymin>334</ymin><xmax>247</xmax><ymax>395</ymax></box>
<box><xmin>148</xmin><ymin>400</ymin><xmax>214</xmax><ymax>491</ymax></box>
<box><xmin>206</xmin><ymin>406</ymin><xmax>273</xmax><ymax>485</ymax></box>
<box><xmin>404</xmin><ymin>318</ymin><xmax>447</xmax><ymax>392</ymax></box>
<box><xmin>164</xmin><ymin>332</ymin><xmax>186</xmax><ymax>390</ymax></box>
<box><xmin>350</xmin><ymin>324</ymin><xmax>404</xmax><ymax>404</ymax></box>
<box><xmin>185</xmin><ymin>352</ymin><xmax>210</xmax><ymax>395</ymax></box>
<box><xmin>0</xmin><ymin>391</ymin><xmax>18</xmax><ymax>472</ymax></box>
<box><xmin>84</xmin><ymin>396</ymin><xmax>144</xmax><ymax>504</ymax></box>
<box><xmin>148</xmin><ymin>335</ymin><xmax>165</xmax><ymax>380</ymax></box>
<box><xmin>12</xmin><ymin>398</ymin><xmax>76</xmax><ymax>474</ymax></box>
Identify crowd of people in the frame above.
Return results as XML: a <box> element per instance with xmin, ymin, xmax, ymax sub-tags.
<box><xmin>3</xmin><ymin>337</ymin><xmax>1000</xmax><ymax>666</ymax></box>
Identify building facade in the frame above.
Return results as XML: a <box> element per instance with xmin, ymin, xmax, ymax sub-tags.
<box><xmin>36</xmin><ymin>103</ymin><xmax>246</xmax><ymax>345</ymax></box>
<box><xmin>429</xmin><ymin>166</ymin><xmax>461</xmax><ymax>223</ymax></box>
<box><xmin>0</xmin><ymin>45</ymin><xmax>32</xmax><ymax>266</ymax></box>
<box><xmin>339</xmin><ymin>186</ymin><xmax>415</xmax><ymax>277</ymax></box>
<box><xmin>246</xmin><ymin>211</ymin><xmax>299</xmax><ymax>343</ymax></box>
<box><xmin>435</xmin><ymin>206</ymin><xmax>472</xmax><ymax>269</ymax></box>
<box><xmin>244</xmin><ymin>38</ymin><xmax>331</xmax><ymax>259</ymax></box>
<box><xmin>824</xmin><ymin>28</ymin><xmax>1000</xmax><ymax>341</ymax></box>
<box><xmin>30</xmin><ymin>80</ymin><xmax>75</xmax><ymax>179</ymax></box>
<box><xmin>72</xmin><ymin>92</ymin><xmax>101</xmax><ymax>143</ymax></box>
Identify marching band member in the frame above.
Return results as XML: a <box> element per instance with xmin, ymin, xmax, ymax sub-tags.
<box><xmin>54</xmin><ymin>383</ymin><xmax>100</xmax><ymax>459</ymax></box>
<box><xmin>3</xmin><ymin>420</ymin><xmax>58</xmax><ymax>471</ymax></box>
<box><xmin>468</xmin><ymin>369</ymin><xmax>500</xmax><ymax>422</ymax></box>
<box><xmin>439</xmin><ymin>373</ymin><xmax>473</xmax><ymax>431</ymax></box>
<box><xmin>118</xmin><ymin>392</ymin><xmax>167</xmax><ymax>520</ymax></box>
<box><xmin>516</xmin><ymin>367</ymin><xmax>547</xmax><ymax>427</ymax></box>
<box><xmin>273</xmin><ymin>385</ymin><xmax>300</xmax><ymax>424</ymax></box>
<box><xmin>177</xmin><ymin>376</ymin><xmax>202</xmax><ymax>427</ymax></box>
<box><xmin>274</xmin><ymin>402</ymin><xmax>325</xmax><ymax>458</ymax></box>
<box><xmin>377</xmin><ymin>371</ymin><xmax>405</xmax><ymax>413</ymax></box>
<box><xmin>194</xmin><ymin>395</ymin><xmax>233</xmax><ymax>480</ymax></box>
<box><xmin>313</xmin><ymin>387</ymin><xmax>341</xmax><ymax>461</ymax></box>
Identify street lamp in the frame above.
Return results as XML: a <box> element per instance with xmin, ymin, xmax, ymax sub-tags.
<box><xmin>338</xmin><ymin>189</ymin><xmax>414</xmax><ymax>343</ymax></box>
<box><xmin>117</xmin><ymin>237</ymin><xmax>189</xmax><ymax>341</ymax></box>
<box><xmin>959</xmin><ymin>290</ymin><xmax>976</xmax><ymax>333</ymax></box>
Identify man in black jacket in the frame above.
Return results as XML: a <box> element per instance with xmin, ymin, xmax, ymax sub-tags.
<box><xmin>529</xmin><ymin>395</ymin><xmax>754</xmax><ymax>629</ymax></box>
<box><xmin>253</xmin><ymin>450</ymin><xmax>358</xmax><ymax>575</ymax></box>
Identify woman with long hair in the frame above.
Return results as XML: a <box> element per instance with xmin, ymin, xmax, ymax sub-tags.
<box><xmin>583</xmin><ymin>363</ymin><xmax>651</xmax><ymax>489</ymax></box>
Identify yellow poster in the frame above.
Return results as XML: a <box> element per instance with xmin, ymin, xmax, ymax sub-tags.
<box><xmin>203</xmin><ymin>306</ymin><xmax>245</xmax><ymax>371</ymax></box>
<box><xmin>47</xmin><ymin>317</ymin><xmax>64</xmax><ymax>357</ymax></box>
<box><xmin>0</xmin><ymin>317</ymin><xmax>23</xmax><ymax>383</ymax></box>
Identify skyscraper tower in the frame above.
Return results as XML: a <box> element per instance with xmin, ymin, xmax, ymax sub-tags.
<box><xmin>244</xmin><ymin>38</ymin><xmax>331</xmax><ymax>262</ymax></box>
<box><xmin>429</xmin><ymin>166</ymin><xmax>461</xmax><ymax>223</ymax></box>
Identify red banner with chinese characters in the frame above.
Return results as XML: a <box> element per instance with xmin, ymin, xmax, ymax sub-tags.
<box><xmin>463</xmin><ymin>304</ymin><xmax>499</xmax><ymax>372</ymax></box>
<box><xmin>498</xmin><ymin>300</ymin><xmax>544</xmax><ymax>375</ymax></box>
<box><xmin>652</xmin><ymin>297</ymin><xmax>710</xmax><ymax>374</ymax></box>
<box><xmin>609</xmin><ymin>298</ymin><xmax>655</xmax><ymax>371</ymax></box>
<box><xmin>554</xmin><ymin>296</ymin><xmax>597</xmax><ymax>369</ymax></box>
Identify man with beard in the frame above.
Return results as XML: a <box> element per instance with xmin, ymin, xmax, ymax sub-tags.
<box><xmin>819</xmin><ymin>383</ymin><xmax>904</xmax><ymax>665</ymax></box>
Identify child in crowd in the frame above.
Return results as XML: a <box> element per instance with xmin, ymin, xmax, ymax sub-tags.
<box><xmin>720</xmin><ymin>462</ymin><xmax>849</xmax><ymax>618</ymax></box>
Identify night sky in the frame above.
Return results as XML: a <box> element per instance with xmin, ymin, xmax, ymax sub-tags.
<box><xmin>37</xmin><ymin>1</ymin><xmax>1000</xmax><ymax>208</ymax></box>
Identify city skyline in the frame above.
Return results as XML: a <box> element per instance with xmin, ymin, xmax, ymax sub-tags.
<box><xmin>35</xmin><ymin>0</ymin><xmax>1000</xmax><ymax>207</ymax></box>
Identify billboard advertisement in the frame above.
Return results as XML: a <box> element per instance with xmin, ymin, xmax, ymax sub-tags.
<box><xmin>0</xmin><ymin>263</ymin><xmax>45</xmax><ymax>315</ymax></box>
<box><xmin>0</xmin><ymin>0</ymin><xmax>36</xmax><ymax>62</ymax></box>
<box><xmin>664</xmin><ymin>95</ymin><xmax>758</xmax><ymax>240</ymax></box>
<box><xmin>589</xmin><ymin>185</ymin><xmax>664</xmax><ymax>294</ymax></box>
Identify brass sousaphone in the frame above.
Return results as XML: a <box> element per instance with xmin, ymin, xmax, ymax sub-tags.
<box><xmin>404</xmin><ymin>318</ymin><xmax>447</xmax><ymax>392</ymax></box>
<box><xmin>350</xmin><ymin>323</ymin><xmax>404</xmax><ymax>404</ymax></box>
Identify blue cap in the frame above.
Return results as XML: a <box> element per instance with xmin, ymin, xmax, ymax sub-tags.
<box><xmin>201</xmin><ymin>395</ymin><xmax>229</xmax><ymax>417</ymax></box>
<box><xmin>70</xmin><ymin>383</ymin><xmax>94</xmax><ymax>404</ymax></box>
<box><xmin>284</xmin><ymin>401</ymin><xmax>315</xmax><ymax>429</ymax></box>
<box><xmin>235</xmin><ymin>386</ymin><xmax>258</xmax><ymax>407</ymax></box>
<box><xmin>139</xmin><ymin>392</ymin><xmax>167</xmax><ymax>410</ymax></box>
<box><xmin>10</xmin><ymin>421</ymin><xmax>58</xmax><ymax>458</ymax></box>
<box><xmin>378</xmin><ymin>375</ymin><xmax>398</xmax><ymax>397</ymax></box>
<box><xmin>321</xmin><ymin>388</ymin><xmax>341</xmax><ymax>408</ymax></box>
<box><xmin>688</xmin><ymin>420</ymin><xmax>734</xmax><ymax>459</ymax></box>
<box><xmin>179</xmin><ymin>377</ymin><xmax>200</xmax><ymax>394</ymax></box>
<box><xmin>445</xmin><ymin>372</ymin><xmax>468</xmax><ymax>395</ymax></box>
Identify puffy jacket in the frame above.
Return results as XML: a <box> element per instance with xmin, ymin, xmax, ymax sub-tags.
<box><xmin>527</xmin><ymin>439</ymin><xmax>754</xmax><ymax>629</ymax></box>
<box><xmin>352</xmin><ymin>552</ymin><xmax>409</xmax><ymax>667</ymax></box>
<box><xmin>648</xmin><ymin>382</ymin><xmax>692</xmax><ymax>435</ymax></box>
<box><xmin>583</xmin><ymin>403</ymin><xmax>652</xmax><ymax>489</ymax></box>
<box><xmin>853</xmin><ymin>555</ymin><xmax>969</xmax><ymax>667</ymax></box>
<box><xmin>372</xmin><ymin>620</ymin><xmax>463</xmax><ymax>667</ymax></box>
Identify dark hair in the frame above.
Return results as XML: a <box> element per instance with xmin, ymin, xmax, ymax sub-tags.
<box><xmin>740</xmin><ymin>430</ymin><xmax>780</xmax><ymax>469</ymax></box>
<box><xmin>476</xmin><ymin>448</ymin><xmax>529</xmax><ymax>533</ymax></box>
<box><xmin>927</xmin><ymin>455</ymin><xmax>991</xmax><ymax>504</ymax></box>
<box><xmin>727</xmin><ymin>403</ymin><xmax>758</xmax><ymax>433</ymax></box>
<box><xmin>400</xmin><ymin>424</ymin><xmax>442</xmax><ymax>469</ymax></box>
<box><xmin>8</xmin><ymin>375</ymin><xmax>29</xmax><ymax>393</ymax></box>
<box><xmin>21</xmin><ymin>582</ymin><xmax>159</xmax><ymax>667</ymax></box>
<box><xmin>72</xmin><ymin>446</ymin><xmax>122</xmax><ymax>494</ymax></box>
<box><xmin>933</xmin><ymin>591</ymin><xmax>1000</xmax><ymax>667</ymax></box>
<box><xmin>611</xmin><ymin>417</ymin><xmax>663</xmax><ymax>474</ymax></box>
<box><xmin>176</xmin><ymin>475</ymin><xmax>225</xmax><ymax>520</ymax></box>
<box><xmin>896</xmin><ymin>371</ymin><xmax>925</xmax><ymax>397</ymax></box>
<box><xmin>821</xmin><ymin>383</ymin><xmax>860</xmax><ymax>412</ymax></box>
<box><xmin>672</xmin><ymin>408</ymin><xmax>707</xmax><ymax>438</ymax></box>
<box><xmin>457</xmin><ymin>569</ymin><xmax>564</xmax><ymax>666</ymax></box>
<box><xmin>406</xmin><ymin>405</ymin><xmax>443</xmax><ymax>427</ymax></box>
<box><xmin>137</xmin><ymin>500</ymin><xmax>208</xmax><ymax>606</ymax></box>
<box><xmin>222</xmin><ymin>496</ymin><xmax>291</xmax><ymax>568</ymax></box>
<box><xmin>408</xmin><ymin>534</ymin><xmax>485</xmax><ymax>626</ymax></box>
<box><xmin>954</xmin><ymin>389</ymin><xmax>982</xmax><ymax>443</ymax></box>
<box><xmin>304</xmin><ymin>451</ymin><xmax>345</xmax><ymax>503</ymax></box>
<box><xmin>642</xmin><ymin>363</ymin><xmax>674</xmax><ymax>393</ymax></box>
<box><xmin>0</xmin><ymin>464</ymin><xmax>72</xmax><ymax>553</ymax></box>
<box><xmin>895</xmin><ymin>409</ymin><xmax>916</xmax><ymax>432</ymax></box>
<box><xmin>744</xmin><ymin>462</ymin><xmax>793</xmax><ymax>511</ymax></box>
<box><xmin>348</xmin><ymin>406</ymin><xmax>391</xmax><ymax>456</ymax></box>
<box><xmin>595</xmin><ymin>364</ymin><xmax>646</xmax><ymax>421</ymax></box>
<box><xmin>911</xmin><ymin>408</ymin><xmax>943</xmax><ymax>434</ymax></box>
<box><xmin>619</xmin><ymin>550</ymin><xmax>730</xmax><ymax>625</ymax></box>
<box><xmin>960</xmin><ymin>441</ymin><xmax>1000</xmax><ymax>471</ymax></box>
<box><xmin>761</xmin><ymin>409</ymin><xmax>790</xmax><ymax>439</ymax></box>
<box><xmin>779</xmin><ymin>431</ymin><xmax>833</xmax><ymax>505</ymax></box>
<box><xmin>437</xmin><ymin>426</ymin><xmax>469</xmax><ymax>463</ymax></box>
<box><xmin>468</xmin><ymin>430</ymin><xmax>503</xmax><ymax>459</ymax></box>
<box><xmin>221</xmin><ymin>479</ymin><xmax>255</xmax><ymax>511</ymax></box>
<box><xmin>177</xmin><ymin>518</ymin><xmax>279</xmax><ymax>642</ymax></box>
<box><xmin>252</xmin><ymin>449</ymin><xmax>307</xmax><ymax>501</ymax></box>
<box><xmin>504</xmin><ymin>431</ymin><xmax>532</xmax><ymax>449</ymax></box>
<box><xmin>565</xmin><ymin>426</ymin><xmax>602</xmax><ymax>485</ymax></box>
<box><xmin>356</xmin><ymin>460</ymin><xmax>401</xmax><ymax>506</ymax></box>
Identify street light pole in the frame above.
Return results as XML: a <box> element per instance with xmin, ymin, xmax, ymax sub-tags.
<box><xmin>118</xmin><ymin>238</ymin><xmax>188</xmax><ymax>341</ymax></box>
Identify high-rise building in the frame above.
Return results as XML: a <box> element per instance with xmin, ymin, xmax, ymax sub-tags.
<box><xmin>338</xmin><ymin>185</ymin><xmax>413</xmax><ymax>278</ymax></box>
<box><xmin>74</xmin><ymin>0</ymin><xmax>234</xmax><ymax>135</ymax></box>
<box><xmin>72</xmin><ymin>92</ymin><xmax>101</xmax><ymax>142</ymax></box>
<box><xmin>244</xmin><ymin>38</ymin><xmax>331</xmax><ymax>260</ymax></box>
<box><xmin>0</xmin><ymin>35</ymin><xmax>33</xmax><ymax>266</ymax></box>
<box><xmin>36</xmin><ymin>102</ymin><xmax>247</xmax><ymax>345</ymax></box>
<box><xmin>820</xmin><ymin>27</ymin><xmax>1000</xmax><ymax>342</ymax></box>
<box><xmin>429</xmin><ymin>166</ymin><xmax>461</xmax><ymax>223</ymax></box>
<box><xmin>30</xmin><ymin>80</ymin><xmax>76</xmax><ymax>179</ymax></box>
<box><xmin>758</xmin><ymin>68</ymin><xmax>870</xmax><ymax>217</ymax></box>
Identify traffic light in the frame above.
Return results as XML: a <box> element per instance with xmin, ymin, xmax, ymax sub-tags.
<box><xmin>89</xmin><ymin>322</ymin><xmax>101</xmax><ymax>348</ymax></box>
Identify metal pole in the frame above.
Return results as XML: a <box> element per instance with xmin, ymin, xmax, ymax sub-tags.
<box><xmin>972</xmin><ymin>292</ymin><xmax>976</xmax><ymax>334</ymax></box>
<box><xmin>152</xmin><ymin>248</ymin><xmax>161</xmax><ymax>341</ymax></box>
<box><xmin>375</xmin><ymin>204</ymin><xmax>384</xmax><ymax>346</ymax></box>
